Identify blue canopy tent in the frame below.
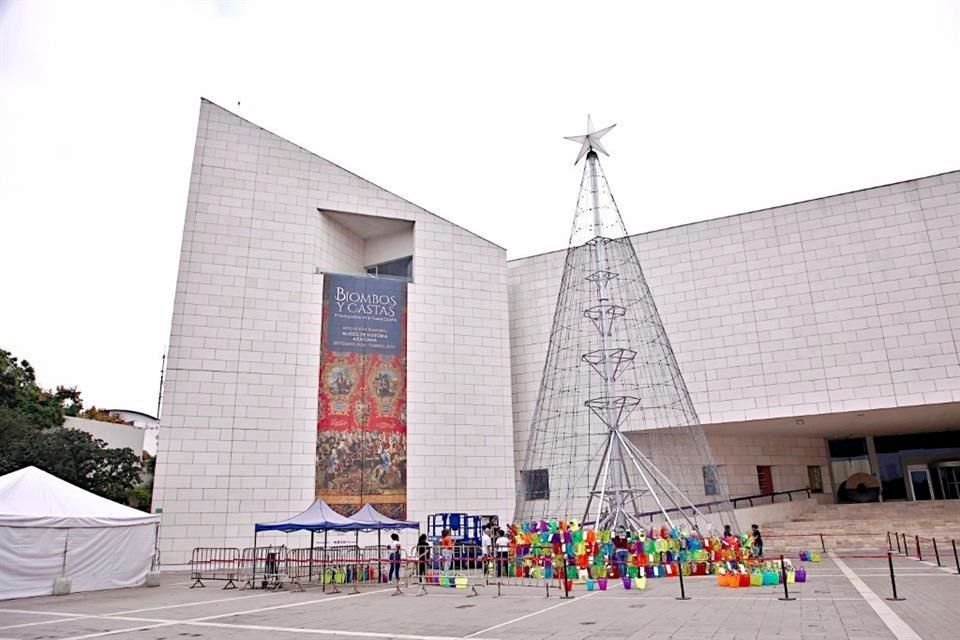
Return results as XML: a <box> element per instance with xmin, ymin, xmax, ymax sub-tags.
<box><xmin>254</xmin><ymin>499</ymin><xmax>364</xmax><ymax>584</ymax></box>
<box><xmin>348</xmin><ymin>504</ymin><xmax>419</xmax><ymax>587</ymax></box>
<box><xmin>254</xmin><ymin>499</ymin><xmax>360</xmax><ymax>534</ymax></box>
<box><xmin>348</xmin><ymin>504</ymin><xmax>419</xmax><ymax>531</ymax></box>
<box><xmin>253</xmin><ymin>501</ymin><xmax>420</xmax><ymax>585</ymax></box>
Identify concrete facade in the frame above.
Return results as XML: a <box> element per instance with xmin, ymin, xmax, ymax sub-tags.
<box><xmin>154</xmin><ymin>100</ymin><xmax>515</xmax><ymax>563</ymax></box>
<box><xmin>510</xmin><ymin>170</ymin><xmax>960</xmax><ymax>497</ymax></box>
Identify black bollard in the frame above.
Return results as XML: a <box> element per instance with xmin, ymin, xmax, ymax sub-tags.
<box><xmin>819</xmin><ymin>533</ymin><xmax>826</xmax><ymax>553</ymax></box>
<box><xmin>778</xmin><ymin>554</ymin><xmax>795</xmax><ymax>601</ymax></box>
<box><xmin>916</xmin><ymin>535</ymin><xmax>922</xmax><ymax>561</ymax></box>
<box><xmin>676</xmin><ymin>562</ymin><xmax>691</xmax><ymax>601</ymax></box>
<box><xmin>895</xmin><ymin>531</ymin><xmax>902</xmax><ymax>554</ymax></box>
<box><xmin>903</xmin><ymin>533</ymin><xmax>908</xmax><ymax>556</ymax></box>
<box><xmin>953</xmin><ymin>540</ymin><xmax>960</xmax><ymax>575</ymax></box>
<box><xmin>885</xmin><ymin>551</ymin><xmax>905</xmax><ymax>601</ymax></box>
<box><xmin>934</xmin><ymin>538</ymin><xmax>941</xmax><ymax>567</ymax></box>
<box><xmin>887</xmin><ymin>531</ymin><xmax>892</xmax><ymax>552</ymax></box>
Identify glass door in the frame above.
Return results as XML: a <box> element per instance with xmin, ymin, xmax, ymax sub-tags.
<box><xmin>906</xmin><ymin>465</ymin><xmax>935</xmax><ymax>501</ymax></box>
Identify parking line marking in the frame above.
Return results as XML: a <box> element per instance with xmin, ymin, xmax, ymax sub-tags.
<box><xmin>112</xmin><ymin>590</ymin><xmax>276</xmax><ymax>614</ymax></box>
<box><xmin>463</xmin><ymin>590</ymin><xmax>598</xmax><ymax>638</ymax></box>
<box><xmin>187</xmin><ymin>620</ymin><xmax>493</xmax><ymax>640</ymax></box>
<box><xmin>830</xmin><ymin>552</ymin><xmax>921</xmax><ymax>640</ymax></box>
<box><xmin>52</xmin><ymin>589</ymin><xmax>391</xmax><ymax>640</ymax></box>
<box><xmin>0</xmin><ymin>608</ymin><xmax>85</xmax><ymax>617</ymax></box>
<box><xmin>0</xmin><ymin>589</ymin><xmax>279</xmax><ymax>630</ymax></box>
<box><xmin>0</xmin><ymin>618</ymin><xmax>89</xmax><ymax>632</ymax></box>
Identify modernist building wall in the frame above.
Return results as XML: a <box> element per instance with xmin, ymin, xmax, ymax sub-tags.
<box><xmin>65</xmin><ymin>416</ymin><xmax>146</xmax><ymax>456</ymax></box>
<box><xmin>509</xmin><ymin>171</ymin><xmax>960</xmax><ymax>499</ymax></box>
<box><xmin>154</xmin><ymin>100</ymin><xmax>515</xmax><ymax>563</ymax></box>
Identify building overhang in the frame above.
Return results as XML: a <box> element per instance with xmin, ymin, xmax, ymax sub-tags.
<box><xmin>701</xmin><ymin>402</ymin><xmax>960</xmax><ymax>440</ymax></box>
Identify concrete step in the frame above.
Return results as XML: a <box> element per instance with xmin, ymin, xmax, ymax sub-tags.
<box><xmin>757</xmin><ymin>500</ymin><xmax>960</xmax><ymax>552</ymax></box>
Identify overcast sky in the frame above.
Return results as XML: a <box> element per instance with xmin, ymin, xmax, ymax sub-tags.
<box><xmin>2</xmin><ymin>0</ymin><xmax>959</xmax><ymax>415</ymax></box>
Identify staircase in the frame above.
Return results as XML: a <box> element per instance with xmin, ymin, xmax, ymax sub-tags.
<box><xmin>762</xmin><ymin>501</ymin><xmax>960</xmax><ymax>552</ymax></box>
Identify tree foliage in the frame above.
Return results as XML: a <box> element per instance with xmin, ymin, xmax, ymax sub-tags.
<box><xmin>0</xmin><ymin>348</ymin><xmax>144</xmax><ymax>507</ymax></box>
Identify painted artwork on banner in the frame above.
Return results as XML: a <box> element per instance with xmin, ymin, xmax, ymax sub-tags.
<box><xmin>316</xmin><ymin>273</ymin><xmax>407</xmax><ymax>519</ymax></box>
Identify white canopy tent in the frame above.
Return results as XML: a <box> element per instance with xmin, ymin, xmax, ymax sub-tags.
<box><xmin>0</xmin><ymin>466</ymin><xmax>160</xmax><ymax>600</ymax></box>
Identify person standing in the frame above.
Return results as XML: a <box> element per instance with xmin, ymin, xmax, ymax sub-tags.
<box><xmin>751</xmin><ymin>524</ymin><xmax>763</xmax><ymax>559</ymax></box>
<box><xmin>612</xmin><ymin>530</ymin><xmax>629</xmax><ymax>578</ymax></box>
<box><xmin>441</xmin><ymin>528</ymin><xmax>455</xmax><ymax>571</ymax></box>
<box><xmin>388</xmin><ymin>532</ymin><xmax>402</xmax><ymax>583</ymax></box>
<box><xmin>416</xmin><ymin>533</ymin><xmax>430</xmax><ymax>583</ymax></box>
<box><xmin>495</xmin><ymin>529</ymin><xmax>510</xmax><ymax>578</ymax></box>
<box><xmin>481</xmin><ymin>527</ymin><xmax>493</xmax><ymax>576</ymax></box>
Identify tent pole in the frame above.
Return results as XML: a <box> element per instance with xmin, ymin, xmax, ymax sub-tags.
<box><xmin>62</xmin><ymin>529</ymin><xmax>70</xmax><ymax>576</ymax></box>
<box><xmin>253</xmin><ymin>530</ymin><xmax>258</xmax><ymax>584</ymax></box>
<box><xmin>323</xmin><ymin>530</ymin><xmax>328</xmax><ymax>593</ymax></box>
<box><xmin>310</xmin><ymin>531</ymin><xmax>315</xmax><ymax>583</ymax></box>
<box><xmin>153</xmin><ymin>522</ymin><xmax>160</xmax><ymax>571</ymax></box>
<box><xmin>378</xmin><ymin>529</ymin><xmax>382</xmax><ymax>584</ymax></box>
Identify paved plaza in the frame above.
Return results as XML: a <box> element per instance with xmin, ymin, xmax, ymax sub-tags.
<box><xmin>1</xmin><ymin>554</ymin><xmax>958</xmax><ymax>640</ymax></box>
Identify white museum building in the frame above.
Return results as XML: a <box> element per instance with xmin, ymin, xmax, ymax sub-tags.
<box><xmin>153</xmin><ymin>99</ymin><xmax>960</xmax><ymax>564</ymax></box>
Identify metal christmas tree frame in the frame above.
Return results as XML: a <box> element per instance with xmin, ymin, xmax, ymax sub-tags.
<box><xmin>516</xmin><ymin>117</ymin><xmax>735</xmax><ymax>533</ymax></box>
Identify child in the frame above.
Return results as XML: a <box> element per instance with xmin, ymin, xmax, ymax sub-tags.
<box><xmin>751</xmin><ymin>524</ymin><xmax>763</xmax><ymax>559</ymax></box>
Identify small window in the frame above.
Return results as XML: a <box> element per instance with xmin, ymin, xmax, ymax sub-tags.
<box><xmin>366</xmin><ymin>256</ymin><xmax>412</xmax><ymax>281</ymax></box>
<box><xmin>522</xmin><ymin>469</ymin><xmax>550</xmax><ymax>501</ymax></box>
<box><xmin>757</xmin><ymin>465</ymin><xmax>774</xmax><ymax>494</ymax></box>
<box><xmin>807</xmin><ymin>465</ymin><xmax>824</xmax><ymax>493</ymax></box>
<box><xmin>703</xmin><ymin>465</ymin><xmax>721</xmax><ymax>496</ymax></box>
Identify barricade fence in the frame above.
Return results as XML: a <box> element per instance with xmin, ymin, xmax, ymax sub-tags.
<box><xmin>190</xmin><ymin>547</ymin><xmax>241</xmax><ymax>589</ymax></box>
<box><xmin>189</xmin><ymin>545</ymin><xmax>417</xmax><ymax>593</ymax></box>
<box><xmin>240</xmin><ymin>545</ymin><xmax>290</xmax><ymax>590</ymax></box>
<box><xmin>412</xmin><ymin>543</ymin><xmax>486</xmax><ymax>596</ymax></box>
<box><xmin>193</xmin><ymin>531</ymin><xmax>882</xmax><ymax>597</ymax></box>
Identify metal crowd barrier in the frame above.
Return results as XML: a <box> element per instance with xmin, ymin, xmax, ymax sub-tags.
<box><xmin>414</xmin><ymin>543</ymin><xmax>486</xmax><ymax>596</ymax></box>
<box><xmin>190</xmin><ymin>547</ymin><xmax>241</xmax><ymax>589</ymax></box>
<box><xmin>286</xmin><ymin>546</ymin><xmax>325</xmax><ymax>590</ymax></box>
<box><xmin>190</xmin><ymin>543</ymin><xmax>416</xmax><ymax>595</ymax></box>
<box><xmin>490</xmin><ymin>544</ymin><xmax>570</xmax><ymax>595</ymax></box>
<box><xmin>323</xmin><ymin>544</ymin><xmax>360</xmax><ymax>593</ymax></box>
<box><xmin>240</xmin><ymin>545</ymin><xmax>291</xmax><ymax>591</ymax></box>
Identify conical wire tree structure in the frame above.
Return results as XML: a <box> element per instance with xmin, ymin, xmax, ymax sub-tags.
<box><xmin>516</xmin><ymin>117</ymin><xmax>735</xmax><ymax>533</ymax></box>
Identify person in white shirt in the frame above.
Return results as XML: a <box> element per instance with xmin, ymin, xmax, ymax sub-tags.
<box><xmin>495</xmin><ymin>529</ymin><xmax>510</xmax><ymax>578</ymax></box>
<box><xmin>481</xmin><ymin>528</ymin><xmax>493</xmax><ymax>575</ymax></box>
<box><xmin>388</xmin><ymin>533</ymin><xmax>402</xmax><ymax>582</ymax></box>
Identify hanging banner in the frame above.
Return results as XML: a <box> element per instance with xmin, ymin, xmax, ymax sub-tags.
<box><xmin>316</xmin><ymin>273</ymin><xmax>407</xmax><ymax>519</ymax></box>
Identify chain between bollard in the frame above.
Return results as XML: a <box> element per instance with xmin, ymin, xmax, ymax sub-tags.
<box><xmin>886</xmin><ymin>551</ymin><xmax>905</xmax><ymax>601</ymax></box>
